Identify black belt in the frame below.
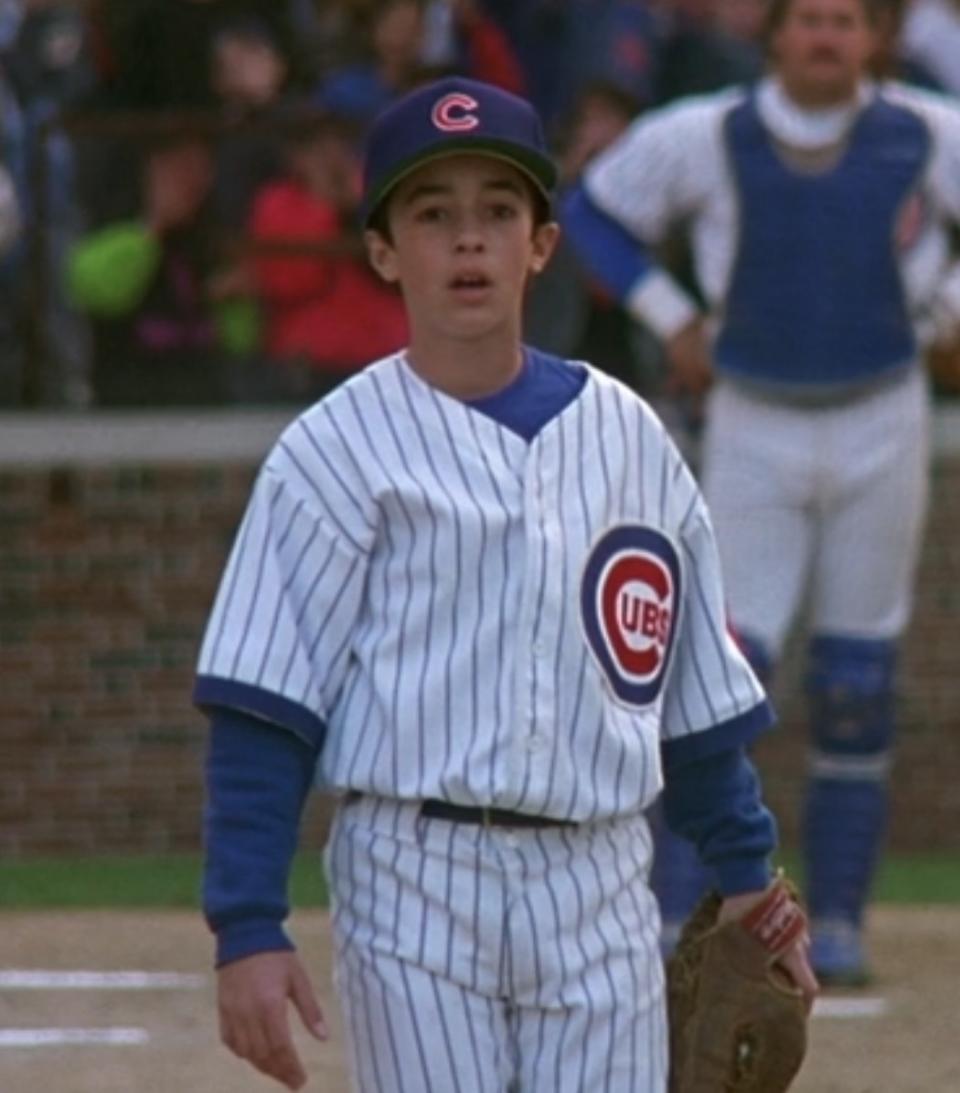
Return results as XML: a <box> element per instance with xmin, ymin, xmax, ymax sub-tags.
<box><xmin>419</xmin><ymin>799</ymin><xmax>575</xmax><ymax>829</ymax></box>
<box><xmin>343</xmin><ymin>792</ymin><xmax>576</xmax><ymax>829</ymax></box>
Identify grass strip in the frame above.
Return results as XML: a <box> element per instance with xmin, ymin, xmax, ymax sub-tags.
<box><xmin>2</xmin><ymin>852</ymin><xmax>958</xmax><ymax>909</ymax></box>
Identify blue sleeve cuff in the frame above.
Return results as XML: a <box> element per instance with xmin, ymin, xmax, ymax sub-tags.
<box><xmin>661</xmin><ymin>741</ymin><xmax>778</xmax><ymax>897</ymax></box>
<box><xmin>195</xmin><ymin>675</ymin><xmax>327</xmax><ymax>751</ymax></box>
<box><xmin>714</xmin><ymin>855</ymin><xmax>773</xmax><ymax>897</ymax></box>
<box><xmin>215</xmin><ymin>919</ymin><xmax>296</xmax><ymax>969</ymax></box>
<box><xmin>662</xmin><ymin>698</ymin><xmax>775</xmax><ymax>771</ymax></box>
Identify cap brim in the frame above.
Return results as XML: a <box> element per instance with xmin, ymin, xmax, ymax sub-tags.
<box><xmin>363</xmin><ymin>138</ymin><xmax>557</xmax><ymax>226</ymax></box>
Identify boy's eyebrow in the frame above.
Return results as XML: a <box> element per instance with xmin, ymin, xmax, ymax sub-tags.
<box><xmin>399</xmin><ymin>175</ymin><xmax>528</xmax><ymax>206</ymax></box>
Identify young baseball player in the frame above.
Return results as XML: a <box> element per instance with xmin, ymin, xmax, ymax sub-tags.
<box><xmin>196</xmin><ymin>76</ymin><xmax>817</xmax><ymax>1092</ymax></box>
<box><xmin>563</xmin><ymin>0</ymin><xmax>960</xmax><ymax>984</ymax></box>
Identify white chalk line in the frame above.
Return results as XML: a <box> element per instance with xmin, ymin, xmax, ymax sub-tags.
<box><xmin>0</xmin><ymin>970</ymin><xmax>206</xmax><ymax>990</ymax></box>
<box><xmin>813</xmin><ymin>996</ymin><xmax>890</xmax><ymax>1019</ymax></box>
<box><xmin>0</xmin><ymin>1028</ymin><xmax>150</xmax><ymax>1048</ymax></box>
<box><xmin>0</xmin><ymin>969</ymin><xmax>203</xmax><ymax>1052</ymax></box>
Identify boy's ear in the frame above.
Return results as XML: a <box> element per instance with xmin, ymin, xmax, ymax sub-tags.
<box><xmin>529</xmin><ymin>220</ymin><xmax>561</xmax><ymax>275</ymax></box>
<box><xmin>364</xmin><ymin>229</ymin><xmax>399</xmax><ymax>283</ymax></box>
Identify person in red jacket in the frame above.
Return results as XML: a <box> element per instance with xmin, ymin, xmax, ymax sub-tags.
<box><xmin>248</xmin><ymin>113</ymin><xmax>408</xmax><ymax>399</ymax></box>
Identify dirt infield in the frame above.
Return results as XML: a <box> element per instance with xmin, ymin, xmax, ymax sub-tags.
<box><xmin>1</xmin><ymin>906</ymin><xmax>957</xmax><ymax>1092</ymax></box>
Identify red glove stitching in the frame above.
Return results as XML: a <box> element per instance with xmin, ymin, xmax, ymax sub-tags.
<box><xmin>740</xmin><ymin>880</ymin><xmax>807</xmax><ymax>958</ymax></box>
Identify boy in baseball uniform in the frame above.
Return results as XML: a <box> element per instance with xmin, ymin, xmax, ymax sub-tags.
<box><xmin>196</xmin><ymin>76</ymin><xmax>816</xmax><ymax>1091</ymax></box>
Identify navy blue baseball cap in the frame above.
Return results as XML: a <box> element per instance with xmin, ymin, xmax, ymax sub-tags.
<box><xmin>361</xmin><ymin>76</ymin><xmax>557</xmax><ymax>226</ymax></box>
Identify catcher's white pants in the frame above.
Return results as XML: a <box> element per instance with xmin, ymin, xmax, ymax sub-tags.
<box><xmin>325</xmin><ymin>794</ymin><xmax>668</xmax><ymax>1092</ymax></box>
<box><xmin>700</xmin><ymin>368</ymin><xmax>930</xmax><ymax>654</ymax></box>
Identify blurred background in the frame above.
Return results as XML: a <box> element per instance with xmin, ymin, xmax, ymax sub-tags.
<box><xmin>0</xmin><ymin>2</ymin><xmax>958</xmax><ymax>1090</ymax></box>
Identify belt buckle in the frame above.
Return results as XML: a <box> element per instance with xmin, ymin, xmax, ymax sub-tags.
<box><xmin>480</xmin><ymin>806</ymin><xmax>496</xmax><ymax>829</ymax></box>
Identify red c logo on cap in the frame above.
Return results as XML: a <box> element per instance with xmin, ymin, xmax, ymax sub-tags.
<box><xmin>431</xmin><ymin>92</ymin><xmax>480</xmax><ymax>132</ymax></box>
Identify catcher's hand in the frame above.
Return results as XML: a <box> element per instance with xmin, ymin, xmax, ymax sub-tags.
<box><xmin>666</xmin><ymin>874</ymin><xmax>815</xmax><ymax>1093</ymax></box>
<box><xmin>927</xmin><ymin>337</ymin><xmax>960</xmax><ymax>397</ymax></box>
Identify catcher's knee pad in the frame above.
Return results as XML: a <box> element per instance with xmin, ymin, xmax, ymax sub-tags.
<box><xmin>806</xmin><ymin>634</ymin><xmax>896</xmax><ymax>766</ymax></box>
<box><xmin>732</xmin><ymin>628</ymin><xmax>774</xmax><ymax>688</ymax></box>
<box><xmin>804</xmin><ymin>635</ymin><xmax>897</xmax><ymax>930</ymax></box>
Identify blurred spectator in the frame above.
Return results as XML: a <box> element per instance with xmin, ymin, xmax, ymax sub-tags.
<box><xmin>901</xmin><ymin>0</ymin><xmax>960</xmax><ymax>95</ymax></box>
<box><xmin>871</xmin><ymin>0</ymin><xmax>944</xmax><ymax>87</ymax></box>
<box><xmin>311</xmin><ymin>0</ymin><xmax>425</xmax><ymax>124</ymax></box>
<box><xmin>713</xmin><ymin>0</ymin><xmax>768</xmax><ymax>47</ymax></box>
<box><xmin>4</xmin><ymin>0</ymin><xmax>95</xmax><ymax>113</ymax></box>
<box><xmin>418</xmin><ymin>0</ymin><xmax>526</xmax><ymax>92</ymax></box>
<box><xmin>0</xmin><ymin>124</ymin><xmax>23</xmax><ymax>405</ymax></box>
<box><xmin>0</xmin><ymin>136</ymin><xmax>20</xmax><ymax>260</ymax></box>
<box><xmin>526</xmin><ymin>78</ymin><xmax>668</xmax><ymax>397</ymax></box>
<box><xmin>209</xmin><ymin>17</ymin><xmax>300</xmax><ymax>231</ymax></box>
<box><xmin>560</xmin><ymin>79</ymin><xmax>644</xmax><ymax>180</ymax></box>
<box><xmin>66</xmin><ymin>134</ymin><xmax>256</xmax><ymax>406</ymax></box>
<box><xmin>246</xmin><ymin>114</ymin><xmax>408</xmax><ymax>402</ymax></box>
<box><xmin>2</xmin><ymin>0</ymin><xmax>97</xmax><ymax>405</ymax></box>
<box><xmin>0</xmin><ymin>64</ymin><xmax>24</xmax><ymax>274</ymax></box>
<box><xmin>655</xmin><ymin>0</ymin><xmax>764</xmax><ymax>103</ymax></box>
<box><xmin>0</xmin><ymin>0</ymin><xmax>20</xmax><ymax>49</ymax></box>
<box><xmin>566</xmin><ymin>81</ymin><xmax>665</xmax><ymax>391</ymax></box>
<box><xmin>482</xmin><ymin>1</ymin><xmax>661</xmax><ymax>134</ymax></box>
<box><xmin>315</xmin><ymin>0</ymin><xmax>525</xmax><ymax>128</ymax></box>
<box><xmin>90</xmin><ymin>0</ymin><xmax>300</xmax><ymax>111</ymax></box>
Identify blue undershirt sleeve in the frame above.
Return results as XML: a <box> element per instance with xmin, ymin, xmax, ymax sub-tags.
<box><xmin>661</xmin><ymin>743</ymin><xmax>776</xmax><ymax>896</ymax></box>
<box><xmin>560</xmin><ymin>183</ymin><xmax>656</xmax><ymax>301</ymax></box>
<box><xmin>202</xmin><ymin>707</ymin><xmax>319</xmax><ymax>967</ymax></box>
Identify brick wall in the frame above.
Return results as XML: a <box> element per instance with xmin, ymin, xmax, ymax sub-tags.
<box><xmin>1</xmin><ymin>409</ymin><xmax>958</xmax><ymax>856</ymax></box>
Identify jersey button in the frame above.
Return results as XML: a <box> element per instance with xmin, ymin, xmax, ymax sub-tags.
<box><xmin>526</xmin><ymin>734</ymin><xmax>542</xmax><ymax>752</ymax></box>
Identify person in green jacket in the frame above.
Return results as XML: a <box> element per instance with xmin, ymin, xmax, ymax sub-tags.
<box><xmin>67</xmin><ymin>133</ymin><xmax>258</xmax><ymax>406</ymax></box>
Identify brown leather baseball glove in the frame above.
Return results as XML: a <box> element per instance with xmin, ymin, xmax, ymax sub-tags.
<box><xmin>666</xmin><ymin>874</ymin><xmax>809</xmax><ymax>1093</ymax></box>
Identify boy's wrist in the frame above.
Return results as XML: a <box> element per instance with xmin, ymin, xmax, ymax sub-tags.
<box><xmin>713</xmin><ymin>855</ymin><xmax>773</xmax><ymax>899</ymax></box>
<box><xmin>214</xmin><ymin>918</ymin><xmax>295</xmax><ymax>969</ymax></box>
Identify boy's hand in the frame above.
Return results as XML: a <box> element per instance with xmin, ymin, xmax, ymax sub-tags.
<box><xmin>719</xmin><ymin>888</ymin><xmax>819</xmax><ymax>1012</ymax></box>
<box><xmin>667</xmin><ymin>876</ymin><xmax>815</xmax><ymax>1092</ymax></box>
<box><xmin>217</xmin><ymin>951</ymin><xmax>329</xmax><ymax>1090</ymax></box>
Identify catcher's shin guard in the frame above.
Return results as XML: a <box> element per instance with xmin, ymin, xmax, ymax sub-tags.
<box><xmin>649</xmin><ymin>802</ymin><xmax>711</xmax><ymax>956</ymax></box>
<box><xmin>803</xmin><ymin>635</ymin><xmax>896</xmax><ymax>982</ymax></box>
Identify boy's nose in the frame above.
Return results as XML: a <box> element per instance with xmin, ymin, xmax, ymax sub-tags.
<box><xmin>454</xmin><ymin>220</ymin><xmax>486</xmax><ymax>251</ymax></box>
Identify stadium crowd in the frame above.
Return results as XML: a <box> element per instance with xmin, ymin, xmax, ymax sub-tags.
<box><xmin>0</xmin><ymin>0</ymin><xmax>957</xmax><ymax>407</ymax></box>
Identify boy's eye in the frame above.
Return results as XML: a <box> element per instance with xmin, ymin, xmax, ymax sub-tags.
<box><xmin>489</xmin><ymin>202</ymin><xmax>519</xmax><ymax>220</ymax></box>
<box><xmin>415</xmin><ymin>205</ymin><xmax>447</xmax><ymax>222</ymax></box>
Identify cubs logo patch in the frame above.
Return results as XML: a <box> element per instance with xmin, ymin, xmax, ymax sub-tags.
<box><xmin>580</xmin><ymin>525</ymin><xmax>682</xmax><ymax>707</ymax></box>
<box><xmin>431</xmin><ymin>92</ymin><xmax>480</xmax><ymax>133</ymax></box>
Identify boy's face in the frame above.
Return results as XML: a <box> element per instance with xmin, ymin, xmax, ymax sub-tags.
<box><xmin>365</xmin><ymin>154</ymin><xmax>558</xmax><ymax>345</ymax></box>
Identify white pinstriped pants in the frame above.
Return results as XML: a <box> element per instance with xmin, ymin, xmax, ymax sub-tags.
<box><xmin>325</xmin><ymin>795</ymin><xmax>668</xmax><ymax>1092</ymax></box>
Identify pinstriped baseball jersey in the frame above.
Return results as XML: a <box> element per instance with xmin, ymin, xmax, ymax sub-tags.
<box><xmin>196</xmin><ymin>350</ymin><xmax>769</xmax><ymax>821</ymax></box>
